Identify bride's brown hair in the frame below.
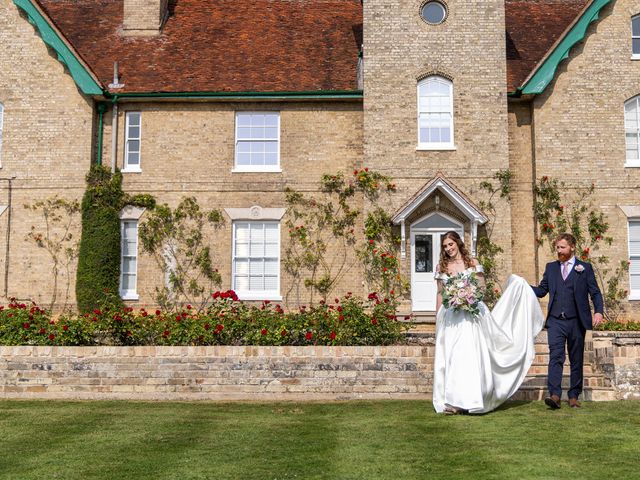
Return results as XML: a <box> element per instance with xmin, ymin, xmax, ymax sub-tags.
<box><xmin>438</xmin><ymin>231</ymin><xmax>473</xmax><ymax>273</ymax></box>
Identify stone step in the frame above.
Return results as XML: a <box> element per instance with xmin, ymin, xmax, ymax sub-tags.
<box><xmin>512</xmin><ymin>386</ymin><xmax>616</xmax><ymax>402</ymax></box>
<box><xmin>401</xmin><ymin>312</ymin><xmax>436</xmax><ymax>324</ymax></box>
<box><xmin>520</xmin><ymin>372</ymin><xmax>610</xmax><ymax>389</ymax></box>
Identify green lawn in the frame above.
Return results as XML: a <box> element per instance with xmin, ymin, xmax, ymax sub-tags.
<box><xmin>0</xmin><ymin>400</ymin><xmax>638</xmax><ymax>480</ymax></box>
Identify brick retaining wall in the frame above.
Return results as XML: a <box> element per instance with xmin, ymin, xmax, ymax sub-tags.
<box><xmin>593</xmin><ymin>332</ymin><xmax>640</xmax><ymax>400</ymax></box>
<box><xmin>0</xmin><ymin>345</ymin><xmax>435</xmax><ymax>401</ymax></box>
<box><xmin>1</xmin><ymin>333</ymin><xmax>638</xmax><ymax>401</ymax></box>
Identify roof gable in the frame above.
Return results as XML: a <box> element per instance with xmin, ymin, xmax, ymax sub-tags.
<box><xmin>392</xmin><ymin>175</ymin><xmax>488</xmax><ymax>225</ymax></box>
<box><xmin>517</xmin><ymin>0</ymin><xmax>612</xmax><ymax>95</ymax></box>
<box><xmin>13</xmin><ymin>0</ymin><xmax>102</xmax><ymax>95</ymax></box>
<box><xmin>505</xmin><ymin>0</ymin><xmax>591</xmax><ymax>94</ymax></box>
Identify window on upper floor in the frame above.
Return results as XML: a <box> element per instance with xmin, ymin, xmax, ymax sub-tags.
<box><xmin>632</xmin><ymin>15</ymin><xmax>640</xmax><ymax>58</ymax></box>
<box><xmin>234</xmin><ymin>112</ymin><xmax>280</xmax><ymax>172</ymax></box>
<box><xmin>120</xmin><ymin>219</ymin><xmax>139</xmax><ymax>300</ymax></box>
<box><xmin>628</xmin><ymin>220</ymin><xmax>640</xmax><ymax>299</ymax></box>
<box><xmin>232</xmin><ymin>221</ymin><xmax>280</xmax><ymax>300</ymax></box>
<box><xmin>0</xmin><ymin>103</ymin><xmax>4</xmax><ymax>165</ymax></box>
<box><xmin>417</xmin><ymin>76</ymin><xmax>454</xmax><ymax>150</ymax></box>
<box><xmin>625</xmin><ymin>97</ymin><xmax>640</xmax><ymax>166</ymax></box>
<box><xmin>124</xmin><ymin>111</ymin><xmax>141</xmax><ymax>172</ymax></box>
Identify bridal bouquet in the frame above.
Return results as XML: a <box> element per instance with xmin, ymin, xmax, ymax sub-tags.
<box><xmin>441</xmin><ymin>272</ymin><xmax>484</xmax><ymax>316</ymax></box>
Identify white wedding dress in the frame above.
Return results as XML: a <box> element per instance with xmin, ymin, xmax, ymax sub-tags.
<box><xmin>432</xmin><ymin>267</ymin><xmax>544</xmax><ymax>414</ymax></box>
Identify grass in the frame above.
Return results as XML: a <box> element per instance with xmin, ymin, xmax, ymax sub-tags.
<box><xmin>0</xmin><ymin>400</ymin><xmax>638</xmax><ymax>479</ymax></box>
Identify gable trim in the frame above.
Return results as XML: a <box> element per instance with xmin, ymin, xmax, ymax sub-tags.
<box><xmin>392</xmin><ymin>178</ymin><xmax>488</xmax><ymax>225</ymax></box>
<box><xmin>13</xmin><ymin>0</ymin><xmax>103</xmax><ymax>95</ymax></box>
<box><xmin>514</xmin><ymin>0</ymin><xmax>611</xmax><ymax>96</ymax></box>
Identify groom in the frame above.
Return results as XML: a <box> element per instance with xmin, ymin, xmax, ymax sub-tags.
<box><xmin>531</xmin><ymin>233</ymin><xmax>603</xmax><ymax>409</ymax></box>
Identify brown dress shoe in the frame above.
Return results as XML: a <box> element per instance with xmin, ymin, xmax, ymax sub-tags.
<box><xmin>568</xmin><ymin>398</ymin><xmax>581</xmax><ymax>408</ymax></box>
<box><xmin>544</xmin><ymin>394</ymin><xmax>561</xmax><ymax>409</ymax></box>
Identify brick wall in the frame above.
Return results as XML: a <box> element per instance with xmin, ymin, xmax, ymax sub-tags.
<box><xmin>122</xmin><ymin>0</ymin><xmax>168</xmax><ymax>36</ymax></box>
<box><xmin>593</xmin><ymin>331</ymin><xmax>640</xmax><ymax>400</ymax></box>
<box><xmin>527</xmin><ymin>0</ymin><xmax>640</xmax><ymax>319</ymax></box>
<box><xmin>0</xmin><ymin>345</ymin><xmax>434</xmax><ymax>400</ymax></box>
<box><xmin>0</xmin><ymin>0</ymin><xmax>92</xmax><ymax>308</ymax></box>
<box><xmin>104</xmin><ymin>101</ymin><xmax>364</xmax><ymax>308</ymax></box>
<box><xmin>363</xmin><ymin>0</ymin><xmax>513</xmax><ymax>282</ymax></box>
<box><xmin>1</xmin><ymin>332</ymin><xmax>638</xmax><ymax>401</ymax></box>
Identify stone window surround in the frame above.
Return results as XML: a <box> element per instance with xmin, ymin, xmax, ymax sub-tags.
<box><xmin>226</xmin><ymin>206</ymin><xmax>285</xmax><ymax>301</ymax></box>
<box><xmin>233</xmin><ymin>111</ymin><xmax>282</xmax><ymax>173</ymax></box>
<box><xmin>123</xmin><ymin>111</ymin><xmax>142</xmax><ymax>173</ymax></box>
<box><xmin>119</xmin><ymin>206</ymin><xmax>146</xmax><ymax>301</ymax></box>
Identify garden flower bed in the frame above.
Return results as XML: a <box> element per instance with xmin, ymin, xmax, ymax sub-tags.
<box><xmin>0</xmin><ymin>291</ymin><xmax>410</xmax><ymax>347</ymax></box>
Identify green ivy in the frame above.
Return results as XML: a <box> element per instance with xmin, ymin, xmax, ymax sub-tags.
<box><xmin>75</xmin><ymin>165</ymin><xmax>125</xmax><ymax>313</ymax></box>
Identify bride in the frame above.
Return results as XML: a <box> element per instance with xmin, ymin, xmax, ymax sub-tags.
<box><xmin>432</xmin><ymin>231</ymin><xmax>544</xmax><ymax>414</ymax></box>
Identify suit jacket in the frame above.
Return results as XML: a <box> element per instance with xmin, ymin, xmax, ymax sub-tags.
<box><xmin>531</xmin><ymin>259</ymin><xmax>604</xmax><ymax>330</ymax></box>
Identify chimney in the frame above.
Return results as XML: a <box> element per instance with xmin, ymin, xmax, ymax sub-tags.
<box><xmin>123</xmin><ymin>0</ymin><xmax>169</xmax><ymax>36</ymax></box>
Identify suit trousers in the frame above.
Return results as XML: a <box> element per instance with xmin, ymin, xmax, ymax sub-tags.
<box><xmin>547</xmin><ymin>315</ymin><xmax>586</xmax><ymax>399</ymax></box>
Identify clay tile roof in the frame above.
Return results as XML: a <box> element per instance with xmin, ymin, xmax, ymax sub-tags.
<box><xmin>505</xmin><ymin>0</ymin><xmax>590</xmax><ymax>93</ymax></box>
<box><xmin>34</xmin><ymin>0</ymin><xmax>589</xmax><ymax>96</ymax></box>
<box><xmin>36</xmin><ymin>0</ymin><xmax>363</xmax><ymax>94</ymax></box>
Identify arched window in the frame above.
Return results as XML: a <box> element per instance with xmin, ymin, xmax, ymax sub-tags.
<box><xmin>417</xmin><ymin>76</ymin><xmax>454</xmax><ymax>149</ymax></box>
<box><xmin>632</xmin><ymin>15</ymin><xmax>640</xmax><ymax>57</ymax></box>
<box><xmin>625</xmin><ymin>96</ymin><xmax>640</xmax><ymax>166</ymax></box>
<box><xmin>0</xmin><ymin>103</ymin><xmax>4</xmax><ymax>163</ymax></box>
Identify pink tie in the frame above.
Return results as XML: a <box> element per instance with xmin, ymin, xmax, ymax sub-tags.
<box><xmin>562</xmin><ymin>262</ymin><xmax>569</xmax><ymax>280</ymax></box>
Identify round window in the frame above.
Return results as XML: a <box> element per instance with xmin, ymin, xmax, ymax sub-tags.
<box><xmin>420</xmin><ymin>1</ymin><xmax>447</xmax><ymax>25</ymax></box>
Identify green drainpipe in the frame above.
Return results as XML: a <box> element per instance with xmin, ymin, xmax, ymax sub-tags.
<box><xmin>96</xmin><ymin>102</ymin><xmax>107</xmax><ymax>166</ymax></box>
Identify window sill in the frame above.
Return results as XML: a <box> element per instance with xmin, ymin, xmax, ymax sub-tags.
<box><xmin>122</xmin><ymin>168</ymin><xmax>142</xmax><ymax>173</ymax></box>
<box><xmin>624</xmin><ymin>163</ymin><xmax>640</xmax><ymax>168</ymax></box>
<box><xmin>120</xmin><ymin>293</ymin><xmax>139</xmax><ymax>301</ymax></box>
<box><xmin>236</xmin><ymin>292</ymin><xmax>283</xmax><ymax>302</ymax></box>
<box><xmin>232</xmin><ymin>168</ymin><xmax>282</xmax><ymax>173</ymax></box>
<box><xmin>631</xmin><ymin>55</ymin><xmax>640</xmax><ymax>60</ymax></box>
<box><xmin>628</xmin><ymin>293</ymin><xmax>640</xmax><ymax>301</ymax></box>
<box><xmin>416</xmin><ymin>145</ymin><xmax>457</xmax><ymax>151</ymax></box>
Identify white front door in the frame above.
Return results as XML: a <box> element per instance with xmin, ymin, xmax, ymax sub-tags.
<box><xmin>410</xmin><ymin>231</ymin><xmax>440</xmax><ymax>311</ymax></box>
<box><xmin>410</xmin><ymin>213</ymin><xmax>463</xmax><ymax>311</ymax></box>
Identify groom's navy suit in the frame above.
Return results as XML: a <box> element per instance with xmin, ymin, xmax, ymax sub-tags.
<box><xmin>532</xmin><ymin>258</ymin><xmax>603</xmax><ymax>399</ymax></box>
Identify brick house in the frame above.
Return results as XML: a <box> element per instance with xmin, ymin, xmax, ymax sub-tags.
<box><xmin>1</xmin><ymin>0</ymin><xmax>639</xmax><ymax>319</ymax></box>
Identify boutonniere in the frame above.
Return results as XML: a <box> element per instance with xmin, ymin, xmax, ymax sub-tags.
<box><xmin>574</xmin><ymin>264</ymin><xmax>585</xmax><ymax>273</ymax></box>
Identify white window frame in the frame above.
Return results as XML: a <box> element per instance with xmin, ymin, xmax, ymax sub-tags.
<box><xmin>0</xmin><ymin>103</ymin><xmax>4</xmax><ymax>166</ymax></box>
<box><xmin>624</xmin><ymin>97</ymin><xmax>640</xmax><ymax>167</ymax></box>
<box><xmin>232</xmin><ymin>221</ymin><xmax>281</xmax><ymax>301</ymax></box>
<box><xmin>628</xmin><ymin>219</ymin><xmax>640</xmax><ymax>300</ymax></box>
<box><xmin>123</xmin><ymin>111</ymin><xmax>142</xmax><ymax>173</ymax></box>
<box><xmin>233</xmin><ymin>112</ymin><xmax>281</xmax><ymax>173</ymax></box>
<box><xmin>120</xmin><ymin>219</ymin><xmax>139</xmax><ymax>300</ymax></box>
<box><xmin>417</xmin><ymin>76</ymin><xmax>455</xmax><ymax>150</ymax></box>
<box><xmin>632</xmin><ymin>15</ymin><xmax>640</xmax><ymax>59</ymax></box>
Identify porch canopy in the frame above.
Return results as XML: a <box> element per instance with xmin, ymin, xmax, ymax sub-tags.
<box><xmin>391</xmin><ymin>175</ymin><xmax>488</xmax><ymax>258</ymax></box>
